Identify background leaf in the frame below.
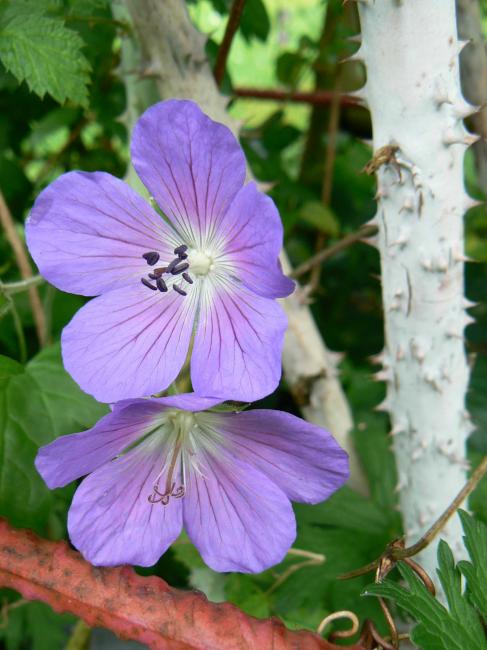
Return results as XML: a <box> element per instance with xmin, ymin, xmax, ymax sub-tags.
<box><xmin>0</xmin><ymin>346</ymin><xmax>108</xmax><ymax>533</ymax></box>
<box><xmin>458</xmin><ymin>510</ymin><xmax>487</xmax><ymax>620</ymax></box>
<box><xmin>364</xmin><ymin>536</ymin><xmax>487</xmax><ymax>650</ymax></box>
<box><xmin>0</xmin><ymin>2</ymin><xmax>91</xmax><ymax>105</ymax></box>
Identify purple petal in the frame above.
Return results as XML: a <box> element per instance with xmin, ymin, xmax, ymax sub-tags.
<box><xmin>26</xmin><ymin>171</ymin><xmax>177</xmax><ymax>297</ymax></box>
<box><xmin>218</xmin><ymin>183</ymin><xmax>294</xmax><ymax>298</ymax></box>
<box><xmin>68</xmin><ymin>437</ymin><xmax>183</xmax><ymax>566</ymax></box>
<box><xmin>154</xmin><ymin>393</ymin><xmax>223</xmax><ymax>412</ymax></box>
<box><xmin>35</xmin><ymin>399</ymin><xmax>167</xmax><ymax>489</ymax></box>
<box><xmin>191</xmin><ymin>279</ymin><xmax>287</xmax><ymax>401</ymax></box>
<box><xmin>183</xmin><ymin>450</ymin><xmax>295</xmax><ymax>572</ymax></box>
<box><xmin>131</xmin><ymin>100</ymin><xmax>246</xmax><ymax>245</ymax></box>
<box><xmin>62</xmin><ymin>284</ymin><xmax>197</xmax><ymax>403</ymax></box>
<box><xmin>200</xmin><ymin>410</ymin><xmax>349</xmax><ymax>504</ymax></box>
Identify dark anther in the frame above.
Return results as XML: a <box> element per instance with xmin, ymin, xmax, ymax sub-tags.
<box><xmin>166</xmin><ymin>258</ymin><xmax>179</xmax><ymax>274</ymax></box>
<box><xmin>156</xmin><ymin>277</ymin><xmax>168</xmax><ymax>292</ymax></box>
<box><xmin>171</xmin><ymin>262</ymin><xmax>189</xmax><ymax>275</ymax></box>
<box><xmin>141</xmin><ymin>277</ymin><xmax>157</xmax><ymax>291</ymax></box>
<box><xmin>173</xmin><ymin>285</ymin><xmax>187</xmax><ymax>296</ymax></box>
<box><xmin>142</xmin><ymin>251</ymin><xmax>160</xmax><ymax>266</ymax></box>
<box><xmin>182</xmin><ymin>272</ymin><xmax>193</xmax><ymax>284</ymax></box>
<box><xmin>178</xmin><ymin>252</ymin><xmax>188</xmax><ymax>260</ymax></box>
<box><xmin>174</xmin><ymin>244</ymin><xmax>188</xmax><ymax>256</ymax></box>
<box><xmin>149</xmin><ymin>267</ymin><xmax>166</xmax><ymax>279</ymax></box>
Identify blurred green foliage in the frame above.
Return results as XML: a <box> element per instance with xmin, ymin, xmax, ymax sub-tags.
<box><xmin>0</xmin><ymin>0</ymin><xmax>486</xmax><ymax>647</ymax></box>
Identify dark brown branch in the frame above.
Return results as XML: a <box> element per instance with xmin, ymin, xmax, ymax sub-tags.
<box><xmin>213</xmin><ymin>0</ymin><xmax>246</xmax><ymax>87</ymax></box>
<box><xmin>308</xmin><ymin>74</ymin><xmax>343</xmax><ymax>294</ymax></box>
<box><xmin>0</xmin><ymin>190</ymin><xmax>47</xmax><ymax>346</ymax></box>
<box><xmin>234</xmin><ymin>87</ymin><xmax>360</xmax><ymax>107</ymax></box>
<box><xmin>292</xmin><ymin>225</ymin><xmax>377</xmax><ymax>278</ymax></box>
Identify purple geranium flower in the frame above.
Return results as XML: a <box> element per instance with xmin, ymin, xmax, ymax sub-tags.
<box><xmin>26</xmin><ymin>100</ymin><xmax>294</xmax><ymax>404</ymax></box>
<box><xmin>36</xmin><ymin>394</ymin><xmax>349</xmax><ymax>572</ymax></box>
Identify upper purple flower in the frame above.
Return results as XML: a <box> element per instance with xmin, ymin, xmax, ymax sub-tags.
<box><xmin>36</xmin><ymin>394</ymin><xmax>349</xmax><ymax>572</ymax></box>
<box><xmin>26</xmin><ymin>100</ymin><xmax>294</xmax><ymax>404</ymax></box>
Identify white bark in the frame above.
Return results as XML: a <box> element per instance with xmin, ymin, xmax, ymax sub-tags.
<box><xmin>357</xmin><ymin>0</ymin><xmax>473</xmax><ymax>571</ymax></box>
<box><xmin>114</xmin><ymin>0</ymin><xmax>367</xmax><ymax>493</ymax></box>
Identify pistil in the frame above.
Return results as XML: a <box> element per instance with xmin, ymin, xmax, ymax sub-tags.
<box><xmin>148</xmin><ymin>435</ymin><xmax>185</xmax><ymax>506</ymax></box>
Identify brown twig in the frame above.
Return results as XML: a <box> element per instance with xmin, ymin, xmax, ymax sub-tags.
<box><xmin>234</xmin><ymin>87</ymin><xmax>360</xmax><ymax>107</ymax></box>
<box><xmin>292</xmin><ymin>225</ymin><xmax>377</xmax><ymax>279</ymax></box>
<box><xmin>213</xmin><ymin>0</ymin><xmax>246</xmax><ymax>87</ymax></box>
<box><xmin>339</xmin><ymin>454</ymin><xmax>487</xmax><ymax>580</ymax></box>
<box><xmin>307</xmin><ymin>73</ymin><xmax>343</xmax><ymax>294</ymax></box>
<box><xmin>0</xmin><ymin>190</ymin><xmax>47</xmax><ymax>347</ymax></box>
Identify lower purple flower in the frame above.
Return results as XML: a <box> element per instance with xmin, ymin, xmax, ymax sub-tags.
<box><xmin>36</xmin><ymin>394</ymin><xmax>349</xmax><ymax>573</ymax></box>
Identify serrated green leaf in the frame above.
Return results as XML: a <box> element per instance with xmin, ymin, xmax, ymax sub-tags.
<box><xmin>458</xmin><ymin>510</ymin><xmax>487</xmax><ymax>619</ymax></box>
<box><xmin>0</xmin><ymin>346</ymin><xmax>107</xmax><ymax>532</ymax></box>
<box><xmin>0</xmin><ymin>8</ymin><xmax>91</xmax><ymax>105</ymax></box>
<box><xmin>437</xmin><ymin>540</ymin><xmax>485</xmax><ymax>645</ymax></box>
<box><xmin>365</xmin><ymin>561</ymin><xmax>486</xmax><ymax>650</ymax></box>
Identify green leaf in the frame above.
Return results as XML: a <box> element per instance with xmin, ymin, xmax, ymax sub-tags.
<box><xmin>365</xmin><ymin>560</ymin><xmax>486</xmax><ymax>650</ymax></box>
<box><xmin>276</xmin><ymin>52</ymin><xmax>308</xmax><ymax>88</ymax></box>
<box><xmin>270</xmin><ymin>487</ymin><xmax>394</xmax><ymax>633</ymax></box>
<box><xmin>0</xmin><ymin>599</ymin><xmax>73</xmax><ymax>650</ymax></box>
<box><xmin>299</xmin><ymin>201</ymin><xmax>340</xmax><ymax>236</ymax></box>
<box><xmin>0</xmin><ymin>4</ymin><xmax>91</xmax><ymax>105</ymax></box>
<box><xmin>225</xmin><ymin>574</ymin><xmax>271</xmax><ymax>618</ymax></box>
<box><xmin>458</xmin><ymin>510</ymin><xmax>487</xmax><ymax>619</ymax></box>
<box><xmin>0</xmin><ymin>354</ymin><xmax>56</xmax><ymax>530</ymax></box>
<box><xmin>26</xmin><ymin>344</ymin><xmax>108</xmax><ymax>437</ymax></box>
<box><xmin>0</xmin><ymin>346</ymin><xmax>108</xmax><ymax>532</ymax></box>
<box><xmin>240</xmin><ymin>0</ymin><xmax>270</xmax><ymax>43</ymax></box>
<box><xmin>437</xmin><ymin>540</ymin><xmax>485</xmax><ymax>643</ymax></box>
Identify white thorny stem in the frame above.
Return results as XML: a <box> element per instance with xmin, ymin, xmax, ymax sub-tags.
<box><xmin>356</xmin><ymin>0</ymin><xmax>476</xmax><ymax>574</ymax></box>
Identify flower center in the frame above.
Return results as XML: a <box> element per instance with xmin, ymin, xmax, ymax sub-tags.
<box><xmin>187</xmin><ymin>249</ymin><xmax>213</xmax><ymax>276</ymax></box>
<box><xmin>147</xmin><ymin>410</ymin><xmax>196</xmax><ymax>506</ymax></box>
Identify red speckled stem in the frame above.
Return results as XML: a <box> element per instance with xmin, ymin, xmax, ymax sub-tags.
<box><xmin>0</xmin><ymin>519</ymin><xmax>365</xmax><ymax>649</ymax></box>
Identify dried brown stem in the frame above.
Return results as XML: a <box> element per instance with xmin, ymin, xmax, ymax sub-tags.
<box><xmin>308</xmin><ymin>74</ymin><xmax>343</xmax><ymax>294</ymax></box>
<box><xmin>234</xmin><ymin>87</ymin><xmax>360</xmax><ymax>107</ymax></box>
<box><xmin>393</xmin><ymin>454</ymin><xmax>487</xmax><ymax>561</ymax></box>
<box><xmin>339</xmin><ymin>454</ymin><xmax>487</xmax><ymax>580</ymax></box>
<box><xmin>0</xmin><ymin>190</ymin><xmax>47</xmax><ymax>346</ymax></box>
<box><xmin>292</xmin><ymin>225</ymin><xmax>377</xmax><ymax>278</ymax></box>
<box><xmin>213</xmin><ymin>0</ymin><xmax>246</xmax><ymax>87</ymax></box>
